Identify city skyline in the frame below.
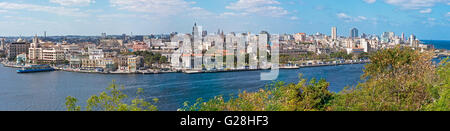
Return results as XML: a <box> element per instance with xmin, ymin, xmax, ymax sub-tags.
<box><xmin>0</xmin><ymin>0</ymin><xmax>449</xmax><ymax>40</ymax></box>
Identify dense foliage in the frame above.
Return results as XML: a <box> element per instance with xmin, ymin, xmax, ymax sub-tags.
<box><xmin>66</xmin><ymin>80</ymin><xmax>158</xmax><ymax>111</ymax></box>
<box><xmin>425</xmin><ymin>58</ymin><xmax>449</xmax><ymax>111</ymax></box>
<box><xmin>123</xmin><ymin>51</ymin><xmax>168</xmax><ymax>67</ymax></box>
<box><xmin>279</xmin><ymin>51</ymin><xmax>366</xmax><ymax>64</ymax></box>
<box><xmin>182</xmin><ymin>46</ymin><xmax>448</xmax><ymax>111</ymax></box>
<box><xmin>180</xmin><ymin>76</ymin><xmax>333</xmax><ymax>111</ymax></box>
<box><xmin>330</xmin><ymin>51</ymin><xmax>354</xmax><ymax>60</ymax></box>
<box><xmin>331</xmin><ymin>46</ymin><xmax>439</xmax><ymax>111</ymax></box>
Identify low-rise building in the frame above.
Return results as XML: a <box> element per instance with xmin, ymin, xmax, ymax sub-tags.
<box><xmin>101</xmin><ymin>58</ymin><xmax>116</xmax><ymax>71</ymax></box>
<box><xmin>81</xmin><ymin>58</ymin><xmax>101</xmax><ymax>69</ymax></box>
<box><xmin>42</xmin><ymin>48</ymin><xmax>65</xmax><ymax>64</ymax></box>
<box><xmin>132</xmin><ymin>41</ymin><xmax>149</xmax><ymax>52</ymax></box>
<box><xmin>127</xmin><ymin>55</ymin><xmax>144</xmax><ymax>72</ymax></box>
<box><xmin>16</xmin><ymin>53</ymin><xmax>27</xmax><ymax>65</ymax></box>
<box><xmin>118</xmin><ymin>55</ymin><xmax>129</xmax><ymax>71</ymax></box>
<box><xmin>69</xmin><ymin>55</ymin><xmax>83</xmax><ymax>68</ymax></box>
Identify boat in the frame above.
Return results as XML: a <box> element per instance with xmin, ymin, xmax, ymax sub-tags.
<box><xmin>17</xmin><ymin>65</ymin><xmax>55</xmax><ymax>73</ymax></box>
<box><xmin>184</xmin><ymin>70</ymin><xmax>203</xmax><ymax>74</ymax></box>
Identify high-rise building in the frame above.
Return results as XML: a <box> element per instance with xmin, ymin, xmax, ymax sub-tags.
<box><xmin>360</xmin><ymin>38</ymin><xmax>370</xmax><ymax>53</ymax></box>
<box><xmin>122</xmin><ymin>34</ymin><xmax>127</xmax><ymax>41</ymax></box>
<box><xmin>388</xmin><ymin>32</ymin><xmax>395</xmax><ymax>39</ymax></box>
<box><xmin>294</xmin><ymin>33</ymin><xmax>306</xmax><ymax>42</ymax></box>
<box><xmin>410</xmin><ymin>34</ymin><xmax>416</xmax><ymax>46</ymax></box>
<box><xmin>101</xmin><ymin>33</ymin><xmax>107</xmax><ymax>39</ymax></box>
<box><xmin>350</xmin><ymin>28</ymin><xmax>358</xmax><ymax>38</ymax></box>
<box><xmin>331</xmin><ymin>27</ymin><xmax>337</xmax><ymax>40</ymax></box>
<box><xmin>381</xmin><ymin>32</ymin><xmax>390</xmax><ymax>43</ymax></box>
<box><xmin>361</xmin><ymin>33</ymin><xmax>367</xmax><ymax>38</ymax></box>
<box><xmin>29</xmin><ymin>35</ymin><xmax>42</xmax><ymax>63</ymax></box>
<box><xmin>192</xmin><ymin>23</ymin><xmax>199</xmax><ymax>37</ymax></box>
<box><xmin>0</xmin><ymin>38</ymin><xmax>4</xmax><ymax>50</ymax></box>
<box><xmin>401</xmin><ymin>32</ymin><xmax>405</xmax><ymax>42</ymax></box>
<box><xmin>190</xmin><ymin>22</ymin><xmax>203</xmax><ymax>69</ymax></box>
<box><xmin>202</xmin><ymin>30</ymin><xmax>208</xmax><ymax>37</ymax></box>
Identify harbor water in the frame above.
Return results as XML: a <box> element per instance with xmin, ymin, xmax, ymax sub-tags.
<box><xmin>0</xmin><ymin>64</ymin><xmax>365</xmax><ymax>111</ymax></box>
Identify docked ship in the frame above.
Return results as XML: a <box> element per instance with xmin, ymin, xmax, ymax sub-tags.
<box><xmin>17</xmin><ymin>65</ymin><xmax>55</xmax><ymax>73</ymax></box>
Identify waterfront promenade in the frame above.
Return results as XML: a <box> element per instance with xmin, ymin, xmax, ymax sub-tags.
<box><xmin>1</xmin><ymin>58</ymin><xmax>370</xmax><ymax>74</ymax></box>
<box><xmin>184</xmin><ymin>60</ymin><xmax>370</xmax><ymax>74</ymax></box>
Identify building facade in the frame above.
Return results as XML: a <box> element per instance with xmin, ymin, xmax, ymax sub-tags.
<box><xmin>350</xmin><ymin>28</ymin><xmax>359</xmax><ymax>38</ymax></box>
<box><xmin>7</xmin><ymin>39</ymin><xmax>30</xmax><ymax>60</ymax></box>
<box><xmin>331</xmin><ymin>27</ymin><xmax>337</xmax><ymax>40</ymax></box>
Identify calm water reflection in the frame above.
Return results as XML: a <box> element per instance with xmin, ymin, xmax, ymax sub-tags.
<box><xmin>0</xmin><ymin>64</ymin><xmax>366</xmax><ymax>111</ymax></box>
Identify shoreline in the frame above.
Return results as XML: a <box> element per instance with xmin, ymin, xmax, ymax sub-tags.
<box><xmin>1</xmin><ymin>59</ymin><xmax>370</xmax><ymax>75</ymax></box>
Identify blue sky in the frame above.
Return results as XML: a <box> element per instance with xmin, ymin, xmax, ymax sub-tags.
<box><xmin>0</xmin><ymin>0</ymin><xmax>449</xmax><ymax>40</ymax></box>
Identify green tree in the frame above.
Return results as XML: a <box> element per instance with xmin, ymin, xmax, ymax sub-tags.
<box><xmin>331</xmin><ymin>46</ymin><xmax>439</xmax><ymax>111</ymax></box>
<box><xmin>65</xmin><ymin>80</ymin><xmax>158</xmax><ymax>111</ymax></box>
<box><xmin>63</xmin><ymin>60</ymin><xmax>70</xmax><ymax>65</ymax></box>
<box><xmin>358</xmin><ymin>52</ymin><xmax>370</xmax><ymax>59</ymax></box>
<box><xmin>425</xmin><ymin>58</ymin><xmax>449</xmax><ymax>111</ymax></box>
<box><xmin>180</xmin><ymin>75</ymin><xmax>333</xmax><ymax>111</ymax></box>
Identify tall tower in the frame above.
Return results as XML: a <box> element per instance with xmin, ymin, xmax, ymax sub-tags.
<box><xmin>101</xmin><ymin>33</ymin><xmax>106</xmax><ymax>39</ymax></box>
<box><xmin>401</xmin><ymin>32</ymin><xmax>405</xmax><ymax>42</ymax></box>
<box><xmin>410</xmin><ymin>34</ymin><xmax>416</xmax><ymax>47</ymax></box>
<box><xmin>192</xmin><ymin>22</ymin><xmax>198</xmax><ymax>37</ymax></box>
<box><xmin>350</xmin><ymin>28</ymin><xmax>358</xmax><ymax>38</ymax></box>
<box><xmin>191</xmin><ymin>22</ymin><xmax>201</xmax><ymax>69</ymax></box>
<box><xmin>0</xmin><ymin>38</ymin><xmax>4</xmax><ymax>50</ymax></box>
<box><xmin>331</xmin><ymin>27</ymin><xmax>337</xmax><ymax>40</ymax></box>
<box><xmin>32</xmin><ymin>34</ymin><xmax>39</xmax><ymax>45</ymax></box>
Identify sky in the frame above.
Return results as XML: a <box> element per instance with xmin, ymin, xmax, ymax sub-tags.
<box><xmin>0</xmin><ymin>0</ymin><xmax>449</xmax><ymax>40</ymax></box>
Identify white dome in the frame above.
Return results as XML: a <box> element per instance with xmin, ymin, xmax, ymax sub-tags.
<box><xmin>16</xmin><ymin>38</ymin><xmax>24</xmax><ymax>42</ymax></box>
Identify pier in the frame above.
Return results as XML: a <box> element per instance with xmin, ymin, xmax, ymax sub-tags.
<box><xmin>434</xmin><ymin>51</ymin><xmax>450</xmax><ymax>58</ymax></box>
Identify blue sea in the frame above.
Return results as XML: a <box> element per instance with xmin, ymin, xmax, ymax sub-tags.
<box><xmin>421</xmin><ymin>40</ymin><xmax>450</xmax><ymax>50</ymax></box>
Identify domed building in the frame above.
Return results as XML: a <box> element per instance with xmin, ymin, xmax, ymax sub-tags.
<box><xmin>16</xmin><ymin>38</ymin><xmax>25</xmax><ymax>43</ymax></box>
<box><xmin>6</xmin><ymin>38</ymin><xmax>30</xmax><ymax>60</ymax></box>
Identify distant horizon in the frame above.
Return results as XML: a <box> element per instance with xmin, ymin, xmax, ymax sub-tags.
<box><xmin>1</xmin><ymin>33</ymin><xmax>449</xmax><ymax>41</ymax></box>
<box><xmin>0</xmin><ymin>0</ymin><xmax>448</xmax><ymax>40</ymax></box>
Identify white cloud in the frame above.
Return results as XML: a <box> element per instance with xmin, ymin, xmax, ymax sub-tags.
<box><xmin>290</xmin><ymin>16</ymin><xmax>299</xmax><ymax>20</ymax></box>
<box><xmin>226</xmin><ymin>0</ymin><xmax>289</xmax><ymax>17</ymax></box>
<box><xmin>337</xmin><ymin>13</ymin><xmax>369</xmax><ymax>22</ymax></box>
<box><xmin>219</xmin><ymin>12</ymin><xmax>250</xmax><ymax>18</ymax></box>
<box><xmin>421</xmin><ymin>17</ymin><xmax>438</xmax><ymax>26</ymax></box>
<box><xmin>419</xmin><ymin>8</ymin><xmax>432</xmax><ymax>13</ymax></box>
<box><xmin>109</xmin><ymin>0</ymin><xmax>215</xmax><ymax>20</ymax></box>
<box><xmin>110</xmin><ymin>0</ymin><xmax>195</xmax><ymax>15</ymax></box>
<box><xmin>337</xmin><ymin>13</ymin><xmax>351</xmax><ymax>19</ymax></box>
<box><xmin>364</xmin><ymin>0</ymin><xmax>377</xmax><ymax>4</ymax></box>
<box><xmin>96</xmin><ymin>14</ymin><xmax>157</xmax><ymax>21</ymax></box>
<box><xmin>189</xmin><ymin>7</ymin><xmax>215</xmax><ymax>18</ymax></box>
<box><xmin>384</xmin><ymin>0</ymin><xmax>448</xmax><ymax>9</ymax></box>
<box><xmin>358</xmin><ymin>16</ymin><xmax>368</xmax><ymax>20</ymax></box>
<box><xmin>0</xmin><ymin>2</ymin><xmax>87</xmax><ymax>17</ymax></box>
<box><xmin>49</xmin><ymin>0</ymin><xmax>95</xmax><ymax>6</ymax></box>
<box><xmin>446</xmin><ymin>12</ymin><xmax>450</xmax><ymax>17</ymax></box>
